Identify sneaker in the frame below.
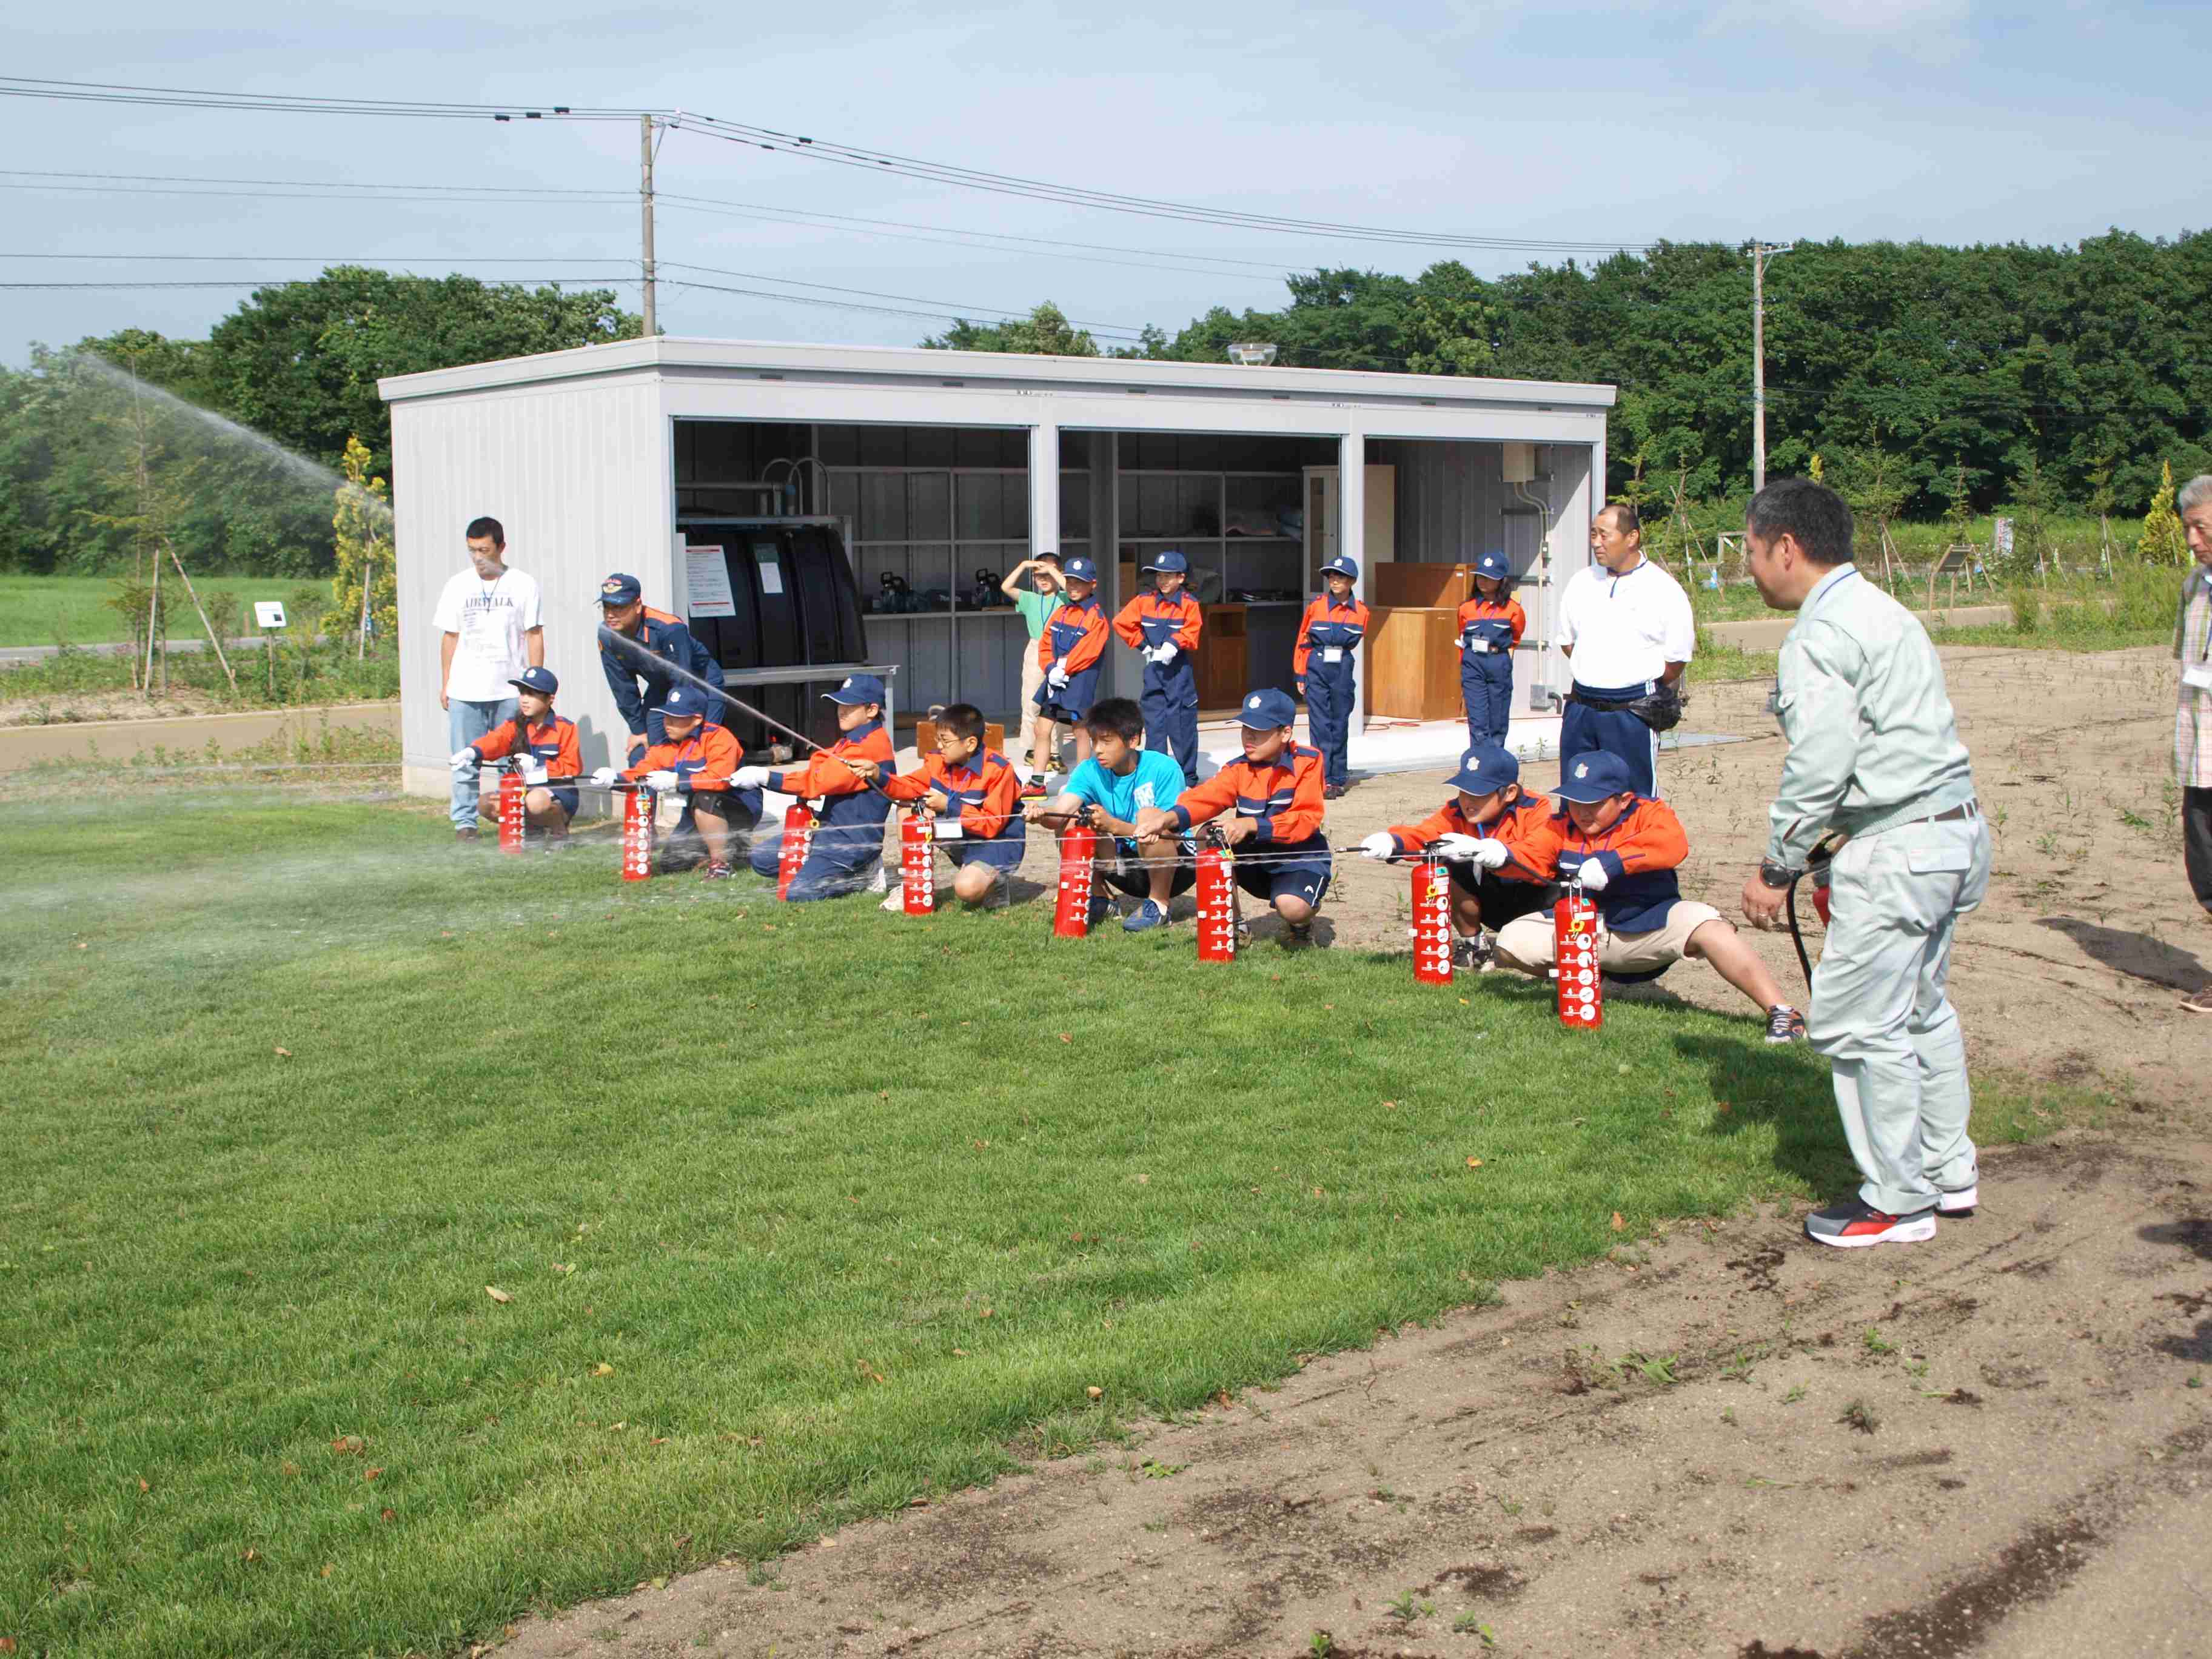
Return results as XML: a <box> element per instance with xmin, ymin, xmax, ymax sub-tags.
<box><xmin>1019</xmin><ymin>777</ymin><xmax>1049</xmax><ymax>800</ymax></box>
<box><xmin>880</xmin><ymin>883</ymin><xmax>907</xmax><ymax>913</ymax></box>
<box><xmin>1322</xmin><ymin>783</ymin><xmax>1346</xmax><ymax>800</ymax></box>
<box><xmin>703</xmin><ymin>860</ymin><xmax>734</xmax><ymax>880</ymax></box>
<box><xmin>1452</xmin><ymin>934</ymin><xmax>1495</xmax><ymax>972</ymax></box>
<box><xmin>455</xmin><ymin>826</ymin><xmax>480</xmax><ymax>842</ymax></box>
<box><xmin>1282</xmin><ymin>920</ymin><xmax>1315</xmax><ymax>948</ymax></box>
<box><xmin>1765</xmin><ymin>1004</ymin><xmax>1808</xmax><ymax>1044</ymax></box>
<box><xmin>1936</xmin><ymin>1185</ymin><xmax>1979</xmax><ymax>1216</ymax></box>
<box><xmin>866</xmin><ymin>863</ymin><xmax>891</xmax><ymax>895</ymax></box>
<box><xmin>1804</xmin><ymin>1198</ymin><xmax>1937</xmax><ymax>1248</ymax></box>
<box><xmin>1122</xmin><ymin>899</ymin><xmax>1168</xmax><ymax>933</ymax></box>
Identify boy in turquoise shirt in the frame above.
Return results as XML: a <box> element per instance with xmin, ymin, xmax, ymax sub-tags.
<box><xmin>1032</xmin><ymin>696</ymin><xmax>1195</xmax><ymax>931</ymax></box>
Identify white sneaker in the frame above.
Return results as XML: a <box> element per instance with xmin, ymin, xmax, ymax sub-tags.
<box><xmin>880</xmin><ymin>883</ymin><xmax>906</xmax><ymax>913</ymax></box>
<box><xmin>866</xmin><ymin>863</ymin><xmax>890</xmax><ymax>895</ymax></box>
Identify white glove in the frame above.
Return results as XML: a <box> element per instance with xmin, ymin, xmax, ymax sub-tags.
<box><xmin>1047</xmin><ymin>664</ymin><xmax>1070</xmax><ymax>691</ymax></box>
<box><xmin>732</xmin><ymin>765</ymin><xmax>771</xmax><ymax>790</ymax></box>
<box><xmin>1467</xmin><ymin>837</ymin><xmax>1509</xmax><ymax>870</ymax></box>
<box><xmin>646</xmin><ymin>768</ymin><xmax>680</xmax><ymax>791</ymax></box>
<box><xmin>1432</xmin><ymin>833</ymin><xmax>1483</xmax><ymax>861</ymax></box>
<box><xmin>589</xmin><ymin>766</ymin><xmax>619</xmax><ymax>788</ymax></box>
<box><xmin>931</xmin><ymin>818</ymin><xmax>966</xmax><ymax>842</ymax></box>
<box><xmin>520</xmin><ymin>759</ymin><xmax>549</xmax><ymax>786</ymax></box>
<box><xmin>1569</xmin><ymin>858</ymin><xmax>1610</xmax><ymax>892</ymax></box>
<box><xmin>449</xmin><ymin>748</ymin><xmax>478</xmax><ymax>771</ymax></box>
<box><xmin>1358</xmin><ymin>831</ymin><xmax>1396</xmax><ymax>861</ymax></box>
<box><xmin>1151</xmin><ymin>642</ymin><xmax>1179</xmax><ymax>665</ymax></box>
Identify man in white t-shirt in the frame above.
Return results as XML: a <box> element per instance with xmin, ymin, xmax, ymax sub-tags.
<box><xmin>1555</xmin><ymin>503</ymin><xmax>1695</xmax><ymax>797</ymax></box>
<box><xmin>432</xmin><ymin>516</ymin><xmax>545</xmax><ymax>839</ymax></box>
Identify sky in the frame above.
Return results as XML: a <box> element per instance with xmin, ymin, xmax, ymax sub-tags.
<box><xmin>4</xmin><ymin>0</ymin><xmax>2210</xmax><ymax>367</ymax></box>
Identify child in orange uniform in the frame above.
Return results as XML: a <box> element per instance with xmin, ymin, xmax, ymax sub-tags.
<box><xmin>449</xmin><ymin>666</ymin><xmax>582</xmax><ymax>846</ymax></box>
<box><xmin>856</xmin><ymin>702</ymin><xmax>1027</xmax><ymax>909</ymax></box>
<box><xmin>1033</xmin><ymin>555</ymin><xmax>1112</xmax><ymax>779</ymax></box>
<box><xmin>1134</xmin><ymin>688</ymin><xmax>1329</xmax><ymax>946</ymax></box>
<box><xmin>1493</xmin><ymin>751</ymin><xmax>1806</xmax><ymax>1041</ymax></box>
<box><xmin>1112</xmin><ymin>550</ymin><xmax>1204</xmax><ymax>785</ymax></box>
<box><xmin>1293</xmin><ymin>555</ymin><xmax>1369</xmax><ymax>799</ymax></box>
<box><xmin>591</xmin><ymin>682</ymin><xmax>756</xmax><ymax>879</ymax></box>
<box><xmin>735</xmin><ymin>673</ymin><xmax>897</xmax><ymax>902</ymax></box>
<box><xmin>1356</xmin><ymin>743</ymin><xmax>1552</xmax><ymax>969</ymax></box>
<box><xmin>1458</xmin><ymin>549</ymin><xmax>1526</xmax><ymax>748</ymax></box>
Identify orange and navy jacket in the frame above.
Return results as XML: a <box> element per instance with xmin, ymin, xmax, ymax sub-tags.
<box><xmin>1168</xmin><ymin>743</ymin><xmax>1326</xmax><ymax>846</ymax></box>
<box><xmin>1384</xmin><ymin>786</ymin><xmax>1550</xmax><ymax>871</ymax></box>
<box><xmin>1293</xmin><ymin>595</ymin><xmax>1370</xmax><ymax>678</ymax></box>
<box><xmin>1113</xmin><ymin>591</ymin><xmax>1202</xmax><ymax>658</ymax></box>
<box><xmin>1504</xmin><ymin>794</ymin><xmax>1689</xmax><ymax>932</ymax></box>
<box><xmin>621</xmin><ymin>720</ymin><xmax>744</xmax><ymax>794</ymax></box>
<box><xmin>468</xmin><ymin>713</ymin><xmax>581</xmax><ymax>779</ymax></box>
<box><xmin>1036</xmin><ymin>593</ymin><xmax>1111</xmax><ymax>675</ymax></box>
<box><xmin>599</xmin><ymin>606</ymin><xmax>725</xmax><ymax>734</ymax></box>
<box><xmin>768</xmin><ymin>719</ymin><xmax>896</xmax><ymax>836</ymax></box>
<box><xmin>1456</xmin><ymin>594</ymin><xmax>1527</xmax><ymax>660</ymax></box>
<box><xmin>883</xmin><ymin>748</ymin><xmax>1026</xmax><ymax>842</ymax></box>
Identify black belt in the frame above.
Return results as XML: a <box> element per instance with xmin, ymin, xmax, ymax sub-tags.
<box><xmin>1567</xmin><ymin>689</ymin><xmax>1641</xmax><ymax>712</ymax></box>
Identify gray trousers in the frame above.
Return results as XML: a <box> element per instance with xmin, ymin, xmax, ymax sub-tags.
<box><xmin>1806</xmin><ymin>813</ymin><xmax>1992</xmax><ymax>1215</ymax></box>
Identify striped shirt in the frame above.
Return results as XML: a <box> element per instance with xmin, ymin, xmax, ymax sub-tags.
<box><xmin>2176</xmin><ymin>568</ymin><xmax>2212</xmax><ymax>789</ymax></box>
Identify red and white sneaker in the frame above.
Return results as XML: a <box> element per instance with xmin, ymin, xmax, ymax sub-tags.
<box><xmin>1804</xmin><ymin>1197</ymin><xmax>1937</xmax><ymax>1248</ymax></box>
<box><xmin>1936</xmin><ymin>1185</ymin><xmax>1978</xmax><ymax>1216</ymax></box>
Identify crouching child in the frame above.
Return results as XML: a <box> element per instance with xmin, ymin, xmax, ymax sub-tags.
<box><xmin>450</xmin><ymin>666</ymin><xmax>581</xmax><ymax>846</ymax></box>
<box><xmin>736</xmin><ymin>674</ymin><xmax>896</xmax><ymax>901</ymax></box>
<box><xmin>1356</xmin><ymin>742</ymin><xmax>1550</xmax><ymax>969</ymax></box>
<box><xmin>856</xmin><ymin>702</ymin><xmax>1025</xmax><ymax>909</ymax></box>
<box><xmin>1493</xmin><ymin>751</ymin><xmax>1806</xmax><ymax>1041</ymax></box>
<box><xmin>591</xmin><ymin>682</ymin><xmax>760</xmax><ymax>879</ymax></box>
<box><xmin>1034</xmin><ymin>696</ymin><xmax>1196</xmax><ymax>932</ymax></box>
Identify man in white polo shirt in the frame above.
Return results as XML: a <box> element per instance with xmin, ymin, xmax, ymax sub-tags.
<box><xmin>1556</xmin><ymin>503</ymin><xmax>1695</xmax><ymax>797</ymax></box>
<box><xmin>433</xmin><ymin>515</ymin><xmax>545</xmax><ymax>840</ymax></box>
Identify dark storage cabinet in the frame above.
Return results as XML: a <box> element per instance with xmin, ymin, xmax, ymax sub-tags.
<box><xmin>679</xmin><ymin>518</ymin><xmax>870</xmax><ymax>754</ymax></box>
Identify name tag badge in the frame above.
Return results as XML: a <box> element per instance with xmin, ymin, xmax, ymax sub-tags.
<box><xmin>2185</xmin><ymin>662</ymin><xmax>2212</xmax><ymax>691</ymax></box>
<box><xmin>1322</xmin><ymin>648</ymin><xmax>1344</xmax><ymax>664</ymax></box>
<box><xmin>1466</xmin><ymin>639</ymin><xmax>1489</xmax><ymax>654</ymax></box>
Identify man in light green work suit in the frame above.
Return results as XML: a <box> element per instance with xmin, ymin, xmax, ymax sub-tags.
<box><xmin>1738</xmin><ymin>478</ymin><xmax>1991</xmax><ymax>1249</ymax></box>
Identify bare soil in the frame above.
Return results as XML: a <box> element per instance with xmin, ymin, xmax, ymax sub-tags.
<box><xmin>497</xmin><ymin>646</ymin><xmax>2212</xmax><ymax>1658</ymax></box>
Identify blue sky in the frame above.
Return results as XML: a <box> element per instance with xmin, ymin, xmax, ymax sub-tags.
<box><xmin>5</xmin><ymin>0</ymin><xmax>2209</xmax><ymax>366</ymax></box>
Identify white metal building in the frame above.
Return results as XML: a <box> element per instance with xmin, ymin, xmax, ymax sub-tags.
<box><xmin>380</xmin><ymin>337</ymin><xmax>1614</xmax><ymax>799</ymax></box>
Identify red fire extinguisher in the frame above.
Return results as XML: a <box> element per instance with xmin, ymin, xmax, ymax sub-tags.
<box><xmin>497</xmin><ymin>765</ymin><xmax>526</xmax><ymax>855</ymax></box>
<box><xmin>620</xmin><ymin>783</ymin><xmax>654</xmax><ymax>882</ymax></box>
<box><xmin>900</xmin><ymin>810</ymin><xmax>936</xmax><ymax>915</ymax></box>
<box><xmin>1053</xmin><ymin>816</ymin><xmax>1099</xmax><ymax>937</ymax></box>
<box><xmin>776</xmin><ymin>802</ymin><xmax>816</xmax><ymax>899</ymax></box>
<box><xmin>1553</xmin><ymin>881</ymin><xmax>1603</xmax><ymax>1029</ymax></box>
<box><xmin>1195</xmin><ymin>826</ymin><xmax>1238</xmax><ymax>962</ymax></box>
<box><xmin>1412</xmin><ymin>854</ymin><xmax>1453</xmax><ymax>985</ymax></box>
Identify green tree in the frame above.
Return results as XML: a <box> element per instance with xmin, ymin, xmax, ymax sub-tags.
<box><xmin>325</xmin><ymin>436</ymin><xmax>397</xmax><ymax>648</ymax></box>
<box><xmin>923</xmin><ymin>302</ymin><xmax>1100</xmax><ymax>357</ymax></box>
<box><xmin>2139</xmin><ymin>460</ymin><xmax>2187</xmax><ymax>565</ymax></box>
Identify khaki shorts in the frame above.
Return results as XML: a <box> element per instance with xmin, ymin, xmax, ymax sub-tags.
<box><xmin>1495</xmin><ymin>900</ymin><xmax>1723</xmax><ymax>975</ymax></box>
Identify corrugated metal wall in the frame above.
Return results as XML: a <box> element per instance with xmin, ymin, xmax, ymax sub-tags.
<box><xmin>393</xmin><ymin>378</ymin><xmax>666</xmax><ymax>798</ymax></box>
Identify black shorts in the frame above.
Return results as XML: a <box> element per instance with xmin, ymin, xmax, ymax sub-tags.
<box><xmin>1444</xmin><ymin>865</ymin><xmax>1553</xmax><ymax>929</ymax></box>
<box><xmin>1098</xmin><ymin>837</ymin><xmax>1198</xmax><ymax>900</ymax></box>
<box><xmin>1234</xmin><ymin>842</ymin><xmax>1332</xmax><ymax>910</ymax></box>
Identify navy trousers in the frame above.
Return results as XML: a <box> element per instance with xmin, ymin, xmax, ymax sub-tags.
<box><xmin>1142</xmin><ymin>663</ymin><xmax>1199</xmax><ymax>785</ymax></box>
<box><xmin>1305</xmin><ymin>663</ymin><xmax>1353</xmax><ymax>787</ymax></box>
<box><xmin>1559</xmin><ymin>682</ymin><xmax>1660</xmax><ymax>797</ymax></box>
<box><xmin>1461</xmin><ymin>659</ymin><xmax>1513</xmax><ymax>749</ymax></box>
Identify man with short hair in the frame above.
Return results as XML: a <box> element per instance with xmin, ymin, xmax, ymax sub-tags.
<box><xmin>433</xmin><ymin>516</ymin><xmax>544</xmax><ymax>840</ymax></box>
<box><xmin>1739</xmin><ymin>478</ymin><xmax>1990</xmax><ymax>1248</ymax></box>
<box><xmin>595</xmin><ymin>571</ymin><xmax>726</xmax><ymax>763</ymax></box>
<box><xmin>2172</xmin><ymin>474</ymin><xmax>2212</xmax><ymax>1013</ymax></box>
<box><xmin>1557</xmin><ymin>504</ymin><xmax>1695</xmax><ymax>797</ymax></box>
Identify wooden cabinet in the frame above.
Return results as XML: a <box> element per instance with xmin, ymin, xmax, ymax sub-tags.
<box><xmin>1364</xmin><ymin>606</ymin><xmax>1464</xmax><ymax>722</ymax></box>
<box><xmin>915</xmin><ymin>717</ymin><xmax>1005</xmax><ymax>754</ymax></box>
<box><xmin>1196</xmin><ymin>605</ymin><xmax>1247</xmax><ymax>710</ymax></box>
<box><xmin>1373</xmin><ymin>563</ymin><xmax>1475</xmax><ymax>609</ymax></box>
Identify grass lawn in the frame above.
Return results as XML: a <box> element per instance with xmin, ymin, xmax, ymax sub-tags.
<box><xmin>0</xmin><ymin>792</ymin><xmax>2079</xmax><ymax>1658</ymax></box>
<box><xmin>0</xmin><ymin>575</ymin><xmax>313</xmax><ymax>649</ymax></box>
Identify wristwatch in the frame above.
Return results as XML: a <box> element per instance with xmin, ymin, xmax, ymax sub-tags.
<box><xmin>1758</xmin><ymin>860</ymin><xmax>1798</xmax><ymax>889</ymax></box>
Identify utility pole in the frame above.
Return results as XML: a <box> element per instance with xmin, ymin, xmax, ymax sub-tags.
<box><xmin>1751</xmin><ymin>240</ymin><xmax>1792</xmax><ymax>494</ymax></box>
<box><xmin>640</xmin><ymin>113</ymin><xmax>658</xmax><ymax>337</ymax></box>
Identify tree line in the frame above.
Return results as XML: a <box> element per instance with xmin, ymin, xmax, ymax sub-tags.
<box><xmin>928</xmin><ymin>230</ymin><xmax>2212</xmax><ymax>526</ymax></box>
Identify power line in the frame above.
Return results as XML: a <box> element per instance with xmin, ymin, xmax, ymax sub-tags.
<box><xmin>0</xmin><ymin>277</ymin><xmax>637</xmax><ymax>290</ymax></box>
<box><xmin>0</xmin><ymin>167</ymin><xmax>625</xmax><ymax>196</ymax></box>
<box><xmin>0</xmin><ymin>75</ymin><xmax>632</xmax><ymax>121</ymax></box>
<box><xmin>657</xmin><ymin>261</ymin><xmax>1148</xmax><ymax>339</ymax></box>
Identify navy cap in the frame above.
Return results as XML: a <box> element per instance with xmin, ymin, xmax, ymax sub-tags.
<box><xmin>1556</xmin><ymin>750</ymin><xmax>1636</xmax><ymax>803</ymax></box>
<box><xmin>1474</xmin><ymin>549</ymin><xmax>1511</xmax><ymax>581</ymax></box>
<box><xmin>1447</xmin><ymin>743</ymin><xmax>1519</xmax><ymax>795</ymax></box>
<box><xmin>1062</xmin><ymin>555</ymin><xmax>1098</xmax><ymax>582</ymax></box>
<box><xmin>507</xmin><ymin>666</ymin><xmax>559</xmax><ymax>696</ymax></box>
<box><xmin>1322</xmin><ymin>555</ymin><xmax>1359</xmax><ymax>581</ymax></box>
<box><xmin>655</xmin><ymin>683</ymin><xmax>712</xmax><ymax>720</ymax></box>
<box><xmin>1143</xmin><ymin>549</ymin><xmax>1189</xmax><ymax>574</ymax></box>
<box><xmin>1236</xmin><ymin>688</ymin><xmax>1298</xmax><ymax>729</ymax></box>
<box><xmin>597</xmin><ymin>572</ymin><xmax>643</xmax><ymax>605</ymax></box>
<box><xmin>823</xmin><ymin>672</ymin><xmax>885</xmax><ymax>706</ymax></box>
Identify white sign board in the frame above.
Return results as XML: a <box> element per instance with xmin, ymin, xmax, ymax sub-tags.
<box><xmin>683</xmin><ymin>546</ymin><xmax>735</xmax><ymax>618</ymax></box>
<box><xmin>754</xmin><ymin>539</ymin><xmax>785</xmax><ymax>597</ymax></box>
<box><xmin>253</xmin><ymin>601</ymin><xmax>287</xmax><ymax>629</ymax></box>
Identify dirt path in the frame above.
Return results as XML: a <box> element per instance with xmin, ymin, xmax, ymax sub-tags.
<box><xmin>499</xmin><ymin>646</ymin><xmax>2212</xmax><ymax>1658</ymax></box>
